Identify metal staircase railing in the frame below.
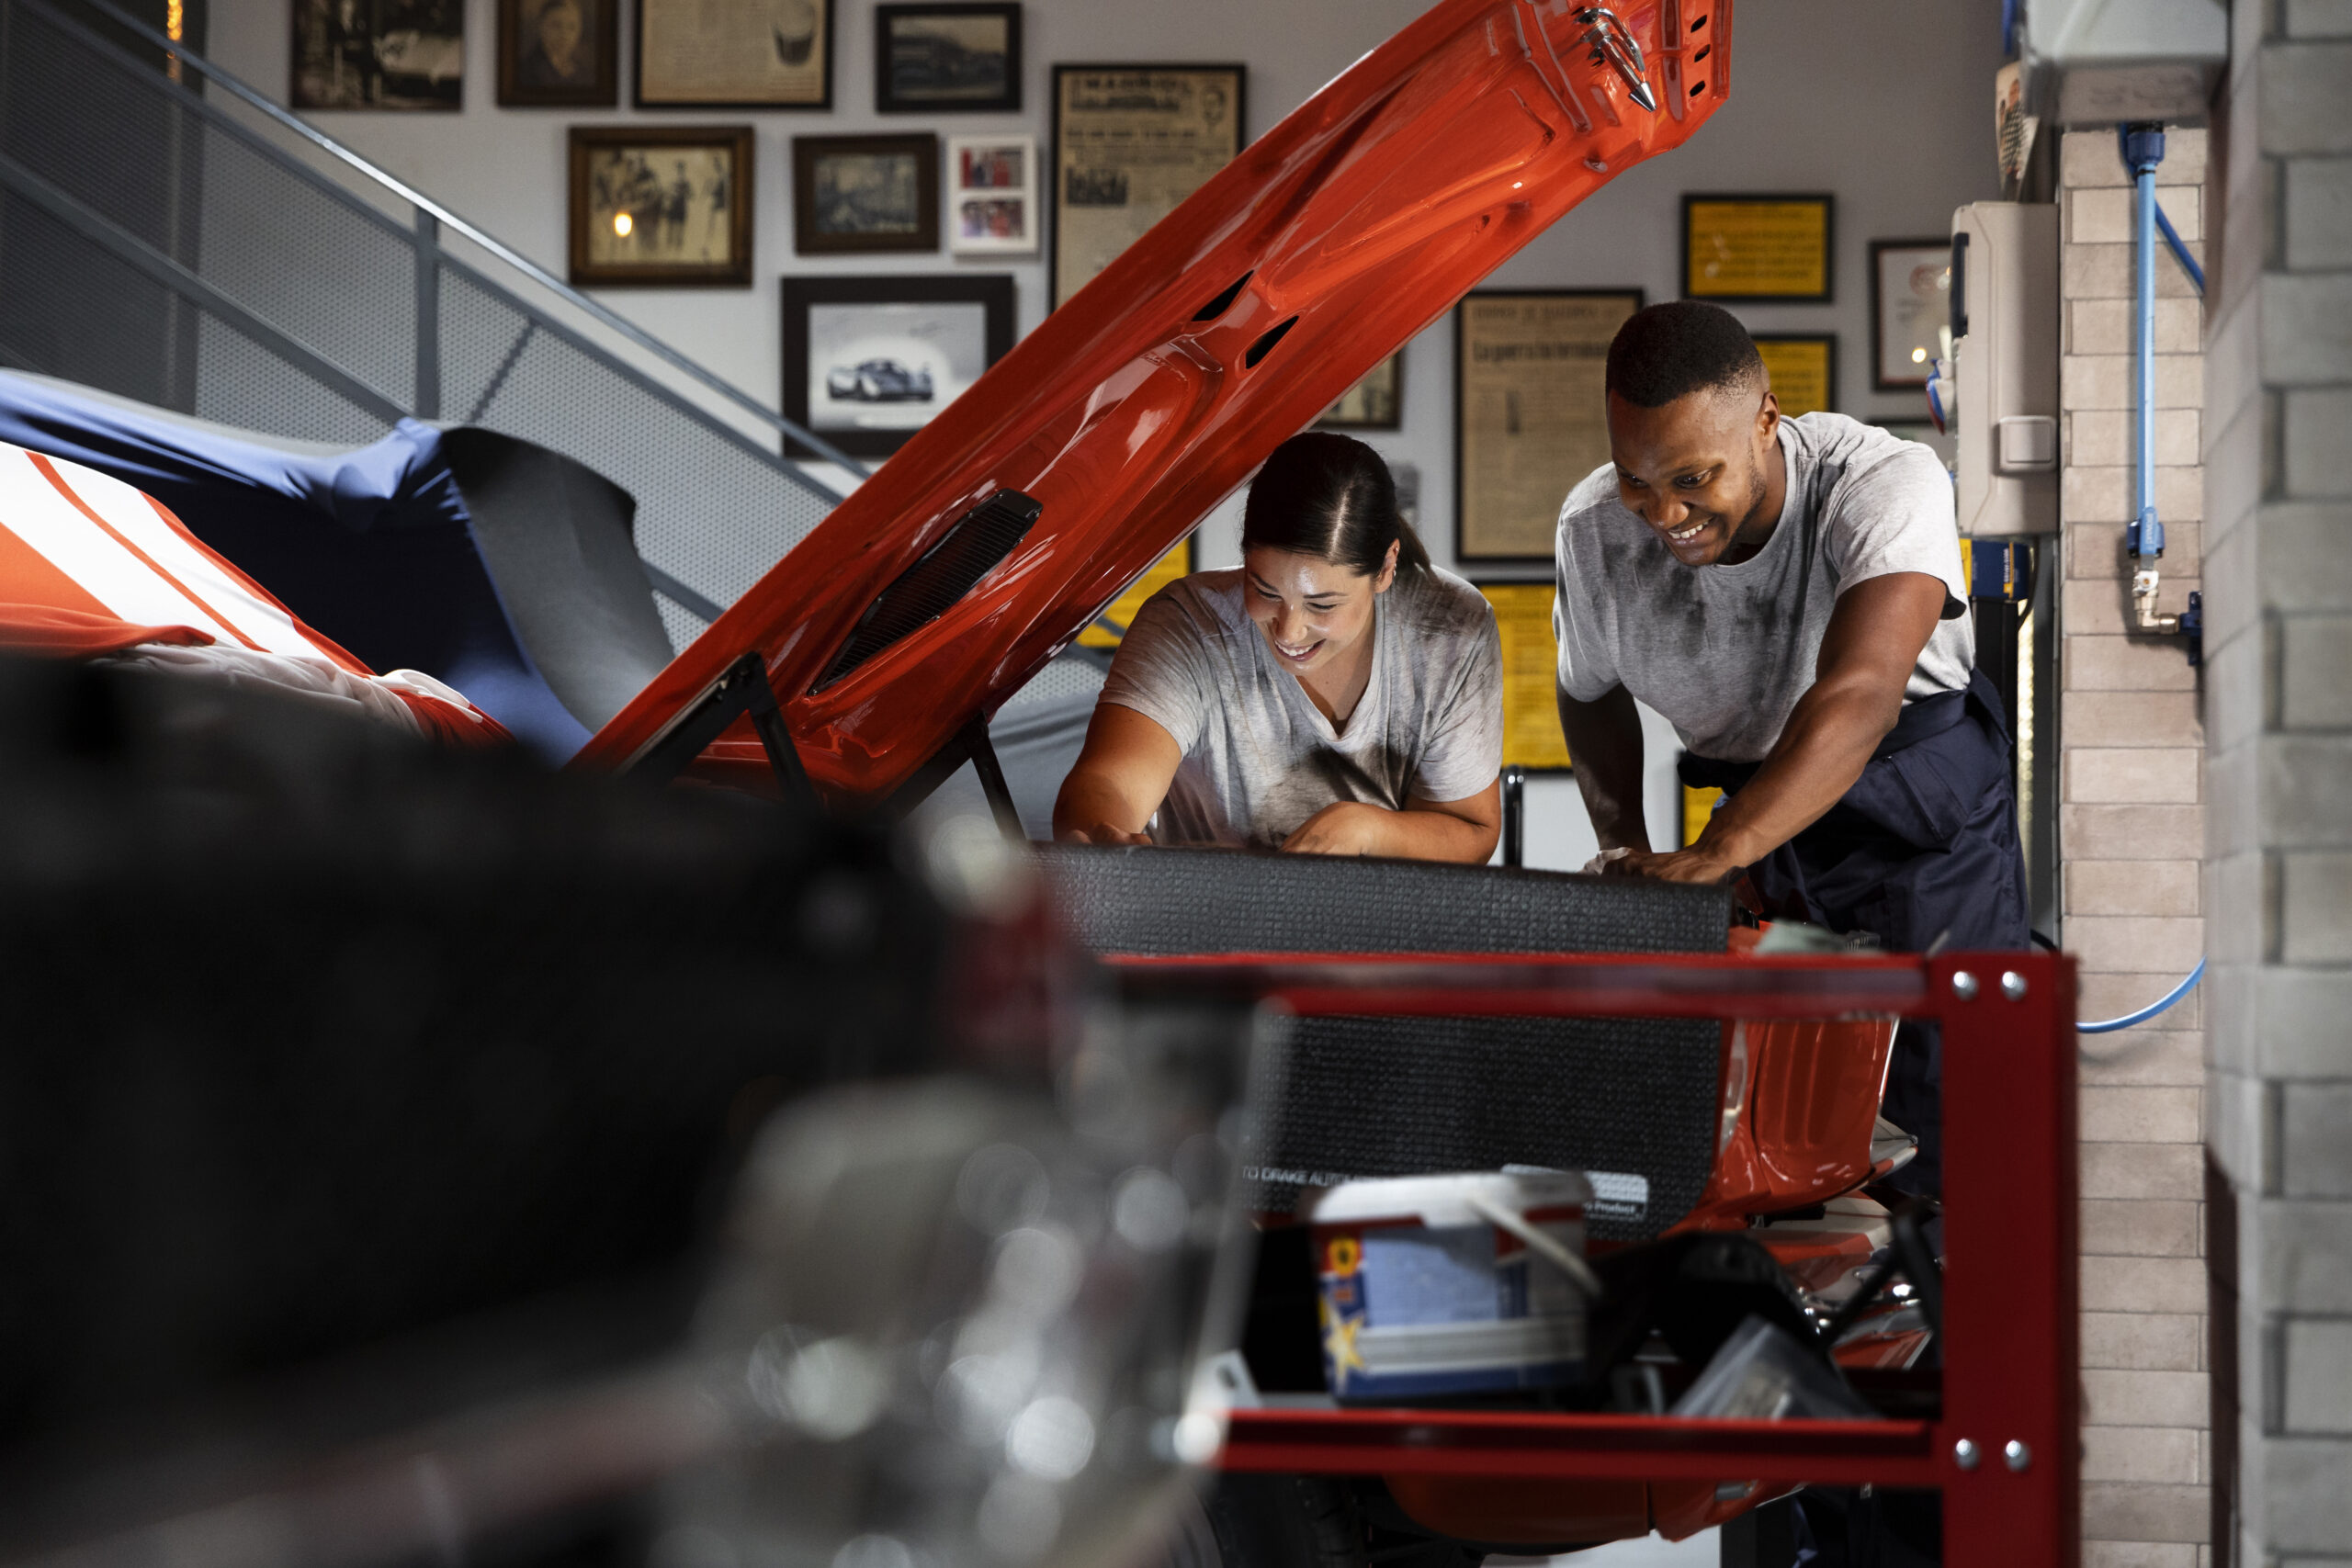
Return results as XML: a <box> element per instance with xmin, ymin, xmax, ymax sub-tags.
<box><xmin>0</xmin><ymin>0</ymin><xmax>859</xmax><ymax>647</ymax></box>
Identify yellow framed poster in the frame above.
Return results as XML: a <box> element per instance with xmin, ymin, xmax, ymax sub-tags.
<box><xmin>1078</xmin><ymin>536</ymin><xmax>1194</xmax><ymax>648</ymax></box>
<box><xmin>1682</xmin><ymin>193</ymin><xmax>1834</xmax><ymax>302</ymax></box>
<box><xmin>1475</xmin><ymin>581</ymin><xmax>1571</xmax><ymax>773</ymax></box>
<box><xmin>1754</xmin><ymin>334</ymin><xmax>1837</xmax><ymax>417</ymax></box>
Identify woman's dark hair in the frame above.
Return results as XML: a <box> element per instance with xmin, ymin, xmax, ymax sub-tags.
<box><xmin>1240</xmin><ymin>432</ymin><xmax>1431</xmax><ymax>580</ymax></box>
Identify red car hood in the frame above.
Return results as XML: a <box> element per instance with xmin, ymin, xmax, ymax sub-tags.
<box><xmin>578</xmin><ymin>0</ymin><xmax>1732</xmax><ymax>807</ymax></box>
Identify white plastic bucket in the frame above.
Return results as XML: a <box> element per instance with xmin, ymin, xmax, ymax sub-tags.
<box><xmin>1302</xmin><ymin>1170</ymin><xmax>1594</xmax><ymax>1402</ymax></box>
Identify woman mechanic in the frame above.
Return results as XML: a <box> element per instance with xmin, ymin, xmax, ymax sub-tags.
<box><xmin>1053</xmin><ymin>432</ymin><xmax>1503</xmax><ymax>862</ymax></box>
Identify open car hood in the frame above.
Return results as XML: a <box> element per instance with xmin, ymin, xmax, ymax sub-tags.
<box><xmin>578</xmin><ymin>0</ymin><xmax>1733</xmax><ymax>807</ymax></box>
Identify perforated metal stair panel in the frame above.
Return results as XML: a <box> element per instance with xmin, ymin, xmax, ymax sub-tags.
<box><xmin>1037</xmin><ymin>847</ymin><xmax>1729</xmax><ymax>1237</ymax></box>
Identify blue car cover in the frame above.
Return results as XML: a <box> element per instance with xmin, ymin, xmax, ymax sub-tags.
<box><xmin>0</xmin><ymin>373</ymin><xmax>594</xmax><ymax>761</ymax></box>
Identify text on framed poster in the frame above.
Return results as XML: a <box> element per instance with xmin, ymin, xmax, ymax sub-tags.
<box><xmin>1755</xmin><ymin>334</ymin><xmax>1837</xmax><ymax>418</ymax></box>
<box><xmin>1050</xmin><ymin>64</ymin><xmax>1245</xmax><ymax>309</ymax></box>
<box><xmin>1476</xmin><ymin>581</ymin><xmax>1571</xmax><ymax>772</ymax></box>
<box><xmin>1683</xmin><ymin>194</ymin><xmax>1834</xmax><ymax>301</ymax></box>
<box><xmin>1454</xmin><ymin>289</ymin><xmax>1642</xmax><ymax>563</ymax></box>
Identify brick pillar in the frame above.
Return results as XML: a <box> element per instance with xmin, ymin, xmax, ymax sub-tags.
<box><xmin>2202</xmin><ymin>12</ymin><xmax>2352</xmax><ymax>1564</ymax></box>
<box><xmin>2058</xmin><ymin>126</ymin><xmax>2213</xmax><ymax>1560</ymax></box>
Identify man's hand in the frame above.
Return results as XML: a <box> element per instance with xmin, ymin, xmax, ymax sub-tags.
<box><xmin>1603</xmin><ymin>846</ymin><xmax>1746</xmax><ymax>886</ymax></box>
<box><xmin>1281</xmin><ymin>801</ymin><xmax>1391</xmax><ymax>856</ymax></box>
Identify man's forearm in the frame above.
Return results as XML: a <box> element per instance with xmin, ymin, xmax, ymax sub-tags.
<box><xmin>1557</xmin><ymin>682</ymin><xmax>1650</xmax><ymax>852</ymax></box>
<box><xmin>1695</xmin><ymin>677</ymin><xmax>1894</xmax><ymax>865</ymax></box>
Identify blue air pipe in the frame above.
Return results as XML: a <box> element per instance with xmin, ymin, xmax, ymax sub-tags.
<box><xmin>2123</xmin><ymin>122</ymin><xmax>2165</xmax><ymax>561</ymax></box>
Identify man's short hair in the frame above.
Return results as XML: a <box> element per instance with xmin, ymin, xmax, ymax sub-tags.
<box><xmin>1605</xmin><ymin>300</ymin><xmax>1766</xmax><ymax>408</ymax></box>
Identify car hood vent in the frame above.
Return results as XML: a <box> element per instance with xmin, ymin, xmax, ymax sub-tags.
<box><xmin>810</xmin><ymin>490</ymin><xmax>1043</xmax><ymax>694</ymax></box>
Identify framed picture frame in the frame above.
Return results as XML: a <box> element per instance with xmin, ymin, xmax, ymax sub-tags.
<box><xmin>945</xmin><ymin>134</ymin><xmax>1039</xmax><ymax>254</ymax></box>
<box><xmin>1682</xmin><ymin>193</ymin><xmax>1835</xmax><ymax>303</ymax></box>
<box><xmin>498</xmin><ymin>0</ymin><xmax>616</xmax><ymax>106</ymax></box>
<box><xmin>291</xmin><ymin>0</ymin><xmax>463</xmax><ymax>110</ymax></box>
<box><xmin>1050</xmin><ymin>63</ymin><xmax>1246</xmax><ymax>308</ymax></box>
<box><xmin>1474</xmin><ymin>581</ymin><xmax>1572</xmax><ymax>773</ymax></box>
<box><xmin>1754</xmin><ymin>333</ymin><xmax>1838</xmax><ymax>417</ymax></box>
<box><xmin>637</xmin><ymin>0</ymin><xmax>832</xmax><ymax>109</ymax></box>
<box><xmin>783</xmin><ymin>274</ymin><xmax>1015</xmax><ymax>458</ymax></box>
<box><xmin>1871</xmin><ymin>239</ymin><xmax>1951</xmax><ymax>389</ymax></box>
<box><xmin>1453</xmin><ymin>288</ymin><xmax>1644</xmax><ymax>565</ymax></box>
<box><xmin>1316</xmin><ymin>351</ymin><xmax>1403</xmax><ymax>431</ymax></box>
<box><xmin>876</xmin><ymin>4</ymin><xmax>1021</xmax><ymax>114</ymax></box>
<box><xmin>568</xmin><ymin>126</ymin><xmax>753</xmax><ymax>288</ymax></box>
<box><xmin>793</xmin><ymin>133</ymin><xmax>940</xmax><ymax>255</ymax></box>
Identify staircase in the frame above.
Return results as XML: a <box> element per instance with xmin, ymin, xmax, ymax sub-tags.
<box><xmin>0</xmin><ymin>0</ymin><xmax>851</xmax><ymax>649</ymax></box>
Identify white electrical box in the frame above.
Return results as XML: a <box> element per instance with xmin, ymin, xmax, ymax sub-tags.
<box><xmin>1954</xmin><ymin>202</ymin><xmax>2060</xmax><ymax>537</ymax></box>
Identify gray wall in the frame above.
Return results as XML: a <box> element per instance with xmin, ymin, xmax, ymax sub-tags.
<box><xmin>211</xmin><ymin>0</ymin><xmax>2005</xmax><ymax>579</ymax></box>
<box><xmin>2201</xmin><ymin>6</ymin><xmax>2352</xmax><ymax>1562</ymax></box>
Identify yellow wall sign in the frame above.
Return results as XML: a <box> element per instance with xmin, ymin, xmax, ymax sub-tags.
<box><xmin>1078</xmin><ymin>537</ymin><xmax>1195</xmax><ymax>649</ymax></box>
<box><xmin>1683</xmin><ymin>195</ymin><xmax>1834</xmax><ymax>301</ymax></box>
<box><xmin>1755</xmin><ymin>335</ymin><xmax>1837</xmax><ymax>417</ymax></box>
<box><xmin>1682</xmin><ymin>784</ymin><xmax>1725</xmax><ymax>848</ymax></box>
<box><xmin>1476</xmin><ymin>581</ymin><xmax>1571</xmax><ymax>772</ymax></box>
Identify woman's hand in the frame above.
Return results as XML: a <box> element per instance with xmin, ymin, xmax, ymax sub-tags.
<box><xmin>1281</xmin><ymin>801</ymin><xmax>1392</xmax><ymax>856</ymax></box>
<box><xmin>1060</xmin><ymin>821</ymin><xmax>1154</xmax><ymax>846</ymax></box>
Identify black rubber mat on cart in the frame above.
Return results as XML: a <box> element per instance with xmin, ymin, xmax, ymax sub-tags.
<box><xmin>1037</xmin><ymin>846</ymin><xmax>1729</xmax><ymax>1237</ymax></box>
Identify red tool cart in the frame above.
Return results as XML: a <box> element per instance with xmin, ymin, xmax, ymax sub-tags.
<box><xmin>1119</xmin><ymin>947</ymin><xmax>2081</xmax><ymax>1568</ymax></box>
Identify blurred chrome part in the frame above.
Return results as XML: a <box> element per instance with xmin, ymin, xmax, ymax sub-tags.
<box><xmin>664</xmin><ymin>998</ymin><xmax>1268</xmax><ymax>1568</ymax></box>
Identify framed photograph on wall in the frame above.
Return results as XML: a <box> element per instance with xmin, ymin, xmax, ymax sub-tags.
<box><xmin>1871</xmin><ymin>239</ymin><xmax>1951</xmax><ymax>389</ymax></box>
<box><xmin>876</xmin><ymin>4</ymin><xmax>1021</xmax><ymax>113</ymax></box>
<box><xmin>783</xmin><ymin>274</ymin><xmax>1015</xmax><ymax>457</ymax></box>
<box><xmin>291</xmin><ymin>0</ymin><xmax>463</xmax><ymax>109</ymax></box>
<box><xmin>1050</xmin><ymin>63</ymin><xmax>1245</xmax><ymax>308</ymax></box>
<box><xmin>498</xmin><ymin>0</ymin><xmax>616</xmax><ymax>105</ymax></box>
<box><xmin>793</xmin><ymin>133</ymin><xmax>940</xmax><ymax>255</ymax></box>
<box><xmin>1682</xmin><ymin>193</ymin><xmax>1834</xmax><ymax>303</ymax></box>
<box><xmin>1454</xmin><ymin>288</ymin><xmax>1643</xmax><ymax>564</ymax></box>
<box><xmin>946</xmin><ymin>135</ymin><xmax>1038</xmax><ymax>254</ymax></box>
<box><xmin>1754</xmin><ymin>333</ymin><xmax>1838</xmax><ymax>417</ymax></box>
<box><xmin>638</xmin><ymin>0</ymin><xmax>831</xmax><ymax>108</ymax></box>
<box><xmin>1316</xmin><ymin>352</ymin><xmax>1403</xmax><ymax>431</ymax></box>
<box><xmin>568</xmin><ymin>126</ymin><xmax>753</xmax><ymax>288</ymax></box>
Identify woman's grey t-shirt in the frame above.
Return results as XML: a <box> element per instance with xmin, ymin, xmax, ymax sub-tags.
<box><xmin>1551</xmin><ymin>412</ymin><xmax>1973</xmax><ymax>762</ymax></box>
<box><xmin>1099</xmin><ymin>566</ymin><xmax>1503</xmax><ymax>851</ymax></box>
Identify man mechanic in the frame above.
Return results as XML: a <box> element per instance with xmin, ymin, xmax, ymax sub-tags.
<box><xmin>1553</xmin><ymin>299</ymin><xmax>2029</xmax><ymax>1203</ymax></box>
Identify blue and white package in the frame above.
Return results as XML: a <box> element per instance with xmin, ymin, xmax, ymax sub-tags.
<box><xmin>1304</xmin><ymin>1170</ymin><xmax>1592</xmax><ymax>1402</ymax></box>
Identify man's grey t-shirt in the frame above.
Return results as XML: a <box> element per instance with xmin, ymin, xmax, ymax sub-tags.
<box><xmin>1552</xmin><ymin>412</ymin><xmax>1973</xmax><ymax>762</ymax></box>
<box><xmin>1099</xmin><ymin>566</ymin><xmax>1502</xmax><ymax>851</ymax></box>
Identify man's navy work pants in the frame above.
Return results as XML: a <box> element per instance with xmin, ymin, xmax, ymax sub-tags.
<box><xmin>1679</xmin><ymin>666</ymin><xmax>2032</xmax><ymax>1196</ymax></box>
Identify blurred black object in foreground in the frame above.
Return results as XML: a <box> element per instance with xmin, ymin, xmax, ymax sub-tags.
<box><xmin>0</xmin><ymin>657</ymin><xmax>949</xmax><ymax>1550</ymax></box>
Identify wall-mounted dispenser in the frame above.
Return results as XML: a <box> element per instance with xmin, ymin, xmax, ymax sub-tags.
<box><xmin>1951</xmin><ymin>201</ymin><xmax>2061</xmax><ymax>537</ymax></box>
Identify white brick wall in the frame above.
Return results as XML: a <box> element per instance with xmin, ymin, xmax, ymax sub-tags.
<box><xmin>2205</xmin><ymin>10</ymin><xmax>2352</xmax><ymax>1564</ymax></box>
<box><xmin>2060</xmin><ymin>124</ymin><xmax>2213</xmax><ymax>1558</ymax></box>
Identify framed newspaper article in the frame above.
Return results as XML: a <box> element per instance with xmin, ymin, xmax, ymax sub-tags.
<box><xmin>1049</xmin><ymin>63</ymin><xmax>1244</xmax><ymax>309</ymax></box>
<box><xmin>1453</xmin><ymin>288</ymin><xmax>1642</xmax><ymax>564</ymax></box>
<box><xmin>637</xmin><ymin>0</ymin><xmax>833</xmax><ymax>109</ymax></box>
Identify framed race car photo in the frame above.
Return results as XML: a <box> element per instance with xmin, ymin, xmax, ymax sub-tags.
<box><xmin>781</xmin><ymin>273</ymin><xmax>1015</xmax><ymax>458</ymax></box>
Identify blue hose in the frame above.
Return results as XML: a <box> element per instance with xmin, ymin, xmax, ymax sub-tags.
<box><xmin>2154</xmin><ymin>203</ymin><xmax>2206</xmax><ymax>295</ymax></box>
<box><xmin>2079</xmin><ymin>957</ymin><xmax>2205</xmax><ymax>1034</ymax></box>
